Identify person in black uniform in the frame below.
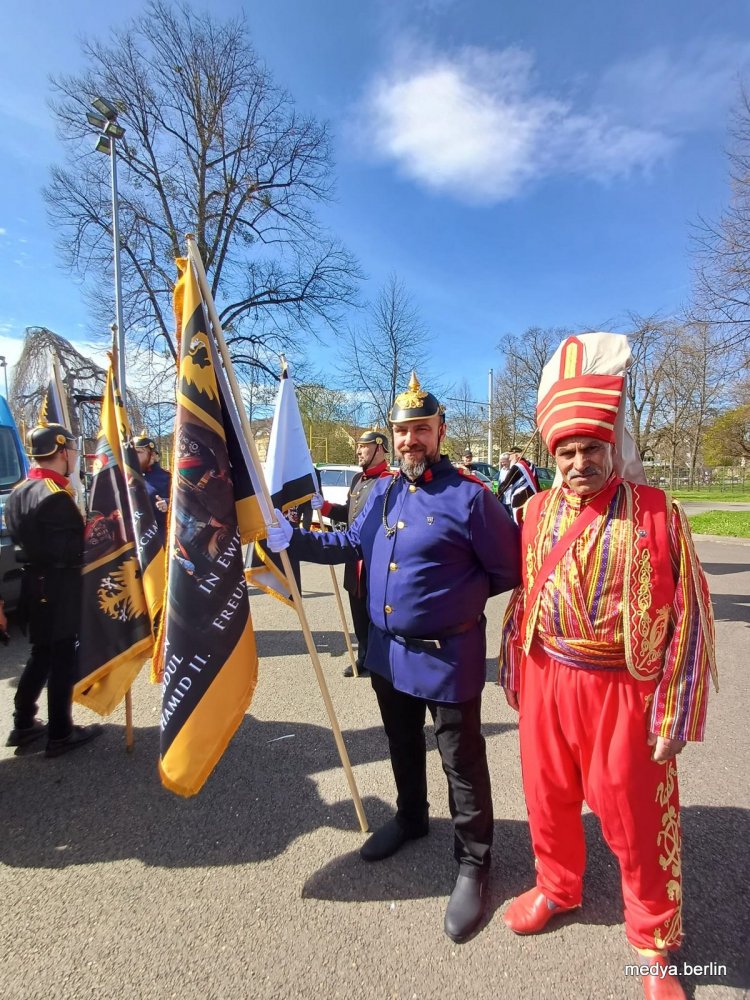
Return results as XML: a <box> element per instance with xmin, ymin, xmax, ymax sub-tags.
<box><xmin>318</xmin><ymin>430</ymin><xmax>390</xmax><ymax>678</ymax></box>
<box><xmin>133</xmin><ymin>433</ymin><xmax>172</xmax><ymax>545</ymax></box>
<box><xmin>268</xmin><ymin>375</ymin><xmax>521</xmax><ymax>942</ymax></box>
<box><xmin>4</xmin><ymin>423</ymin><xmax>102</xmax><ymax>756</ymax></box>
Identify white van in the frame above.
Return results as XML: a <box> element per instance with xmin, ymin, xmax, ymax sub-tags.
<box><xmin>317</xmin><ymin>464</ymin><xmax>360</xmax><ymax>528</ymax></box>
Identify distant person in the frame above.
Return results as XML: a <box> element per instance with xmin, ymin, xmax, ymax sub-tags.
<box><xmin>5</xmin><ymin>423</ymin><xmax>102</xmax><ymax>756</ymax></box>
<box><xmin>316</xmin><ymin>430</ymin><xmax>390</xmax><ymax>677</ymax></box>
<box><xmin>460</xmin><ymin>448</ymin><xmax>476</xmax><ymax>471</ymax></box>
<box><xmin>499</xmin><ymin>443</ymin><xmax>539</xmax><ymax>523</ymax></box>
<box><xmin>497</xmin><ymin>452</ymin><xmax>511</xmax><ymax>484</ymax></box>
<box><xmin>133</xmin><ymin>433</ymin><xmax>172</xmax><ymax>545</ymax></box>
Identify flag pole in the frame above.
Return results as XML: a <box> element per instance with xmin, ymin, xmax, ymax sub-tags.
<box><xmin>185</xmin><ymin>235</ymin><xmax>368</xmax><ymax>833</ymax></box>
<box><xmin>315</xmin><ymin>512</ymin><xmax>359</xmax><ymax>676</ymax></box>
<box><xmin>112</xmin><ymin>337</ymin><xmax>137</xmax><ymax>753</ymax></box>
<box><xmin>125</xmin><ymin>690</ymin><xmax>134</xmax><ymax>752</ymax></box>
<box><xmin>329</xmin><ymin>566</ymin><xmax>359</xmax><ymax>676</ymax></box>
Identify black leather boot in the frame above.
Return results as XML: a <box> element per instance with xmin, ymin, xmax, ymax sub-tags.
<box><xmin>444</xmin><ymin>870</ymin><xmax>488</xmax><ymax>942</ymax></box>
<box><xmin>360</xmin><ymin>817</ymin><xmax>429</xmax><ymax>862</ymax></box>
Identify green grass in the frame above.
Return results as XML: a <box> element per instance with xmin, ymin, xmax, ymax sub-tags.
<box><xmin>687</xmin><ymin>511</ymin><xmax>750</xmax><ymax>537</ymax></box>
<box><xmin>672</xmin><ymin>489</ymin><xmax>750</xmax><ymax>502</ymax></box>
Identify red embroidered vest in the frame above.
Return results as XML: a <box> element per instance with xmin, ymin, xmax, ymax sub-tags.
<box><xmin>521</xmin><ymin>482</ymin><xmax>675</xmax><ymax>681</ymax></box>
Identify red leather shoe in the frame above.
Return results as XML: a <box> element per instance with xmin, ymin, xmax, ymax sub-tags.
<box><xmin>641</xmin><ymin>956</ymin><xmax>686</xmax><ymax>1000</ymax></box>
<box><xmin>503</xmin><ymin>887</ymin><xmax>579</xmax><ymax>934</ymax></box>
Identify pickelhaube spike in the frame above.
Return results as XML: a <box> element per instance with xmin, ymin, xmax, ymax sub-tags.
<box><xmin>388</xmin><ymin>371</ymin><xmax>445</xmax><ymax>424</ymax></box>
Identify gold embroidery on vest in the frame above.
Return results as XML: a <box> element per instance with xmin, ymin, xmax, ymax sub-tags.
<box><xmin>525</xmin><ymin>541</ymin><xmax>536</xmax><ymax>588</ymax></box>
<box><xmin>634</xmin><ymin>550</ymin><xmax>671</xmax><ymax>665</ymax></box>
<box><xmin>654</xmin><ymin>761</ymin><xmax>682</xmax><ymax>950</ymax></box>
<box><xmin>623</xmin><ymin>483</ymin><xmax>663</xmax><ymax>681</ymax></box>
<box><xmin>642</xmin><ymin>606</ymin><xmax>671</xmax><ymax>664</ymax></box>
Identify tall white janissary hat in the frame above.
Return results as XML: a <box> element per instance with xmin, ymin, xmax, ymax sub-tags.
<box><xmin>536</xmin><ymin>332</ymin><xmax>646</xmax><ymax>484</ymax></box>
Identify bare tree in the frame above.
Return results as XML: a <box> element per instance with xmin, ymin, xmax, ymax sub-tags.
<box><xmin>44</xmin><ymin>0</ymin><xmax>361</xmax><ymax>372</ymax></box>
<box><xmin>489</xmin><ymin>372</ymin><xmax>516</xmax><ymax>459</ymax></box>
<box><xmin>497</xmin><ymin>327</ymin><xmax>567</xmax><ymax>463</ymax></box>
<box><xmin>11</xmin><ymin>328</ymin><xmax>109</xmax><ymax>441</ymax></box>
<box><xmin>443</xmin><ymin>378</ymin><xmax>484</xmax><ymax>460</ymax></box>
<box><xmin>691</xmin><ymin>86</ymin><xmax>750</xmax><ymax>356</ymax></box>
<box><xmin>296</xmin><ymin>382</ymin><xmax>354</xmax><ymax>463</ymax></box>
<box><xmin>337</xmin><ymin>274</ymin><xmax>433</xmax><ymax>431</ymax></box>
<box><xmin>624</xmin><ymin>313</ymin><xmax>678</xmax><ymax>461</ymax></box>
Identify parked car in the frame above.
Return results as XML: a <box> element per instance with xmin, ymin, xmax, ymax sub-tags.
<box><xmin>317</xmin><ymin>464</ymin><xmax>360</xmax><ymax>528</ymax></box>
<box><xmin>536</xmin><ymin>466</ymin><xmax>555</xmax><ymax>490</ymax></box>
<box><xmin>469</xmin><ymin>461</ymin><xmax>500</xmax><ymax>480</ymax></box>
<box><xmin>465</xmin><ymin>468</ymin><xmax>494</xmax><ymax>488</ymax></box>
<box><xmin>0</xmin><ymin>395</ymin><xmax>30</xmax><ymax>611</ymax></box>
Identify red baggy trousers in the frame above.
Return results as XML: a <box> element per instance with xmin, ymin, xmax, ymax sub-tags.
<box><xmin>518</xmin><ymin>644</ymin><xmax>682</xmax><ymax>951</ymax></box>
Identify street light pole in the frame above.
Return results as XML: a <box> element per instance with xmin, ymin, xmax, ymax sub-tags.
<box><xmin>87</xmin><ymin>97</ymin><xmax>127</xmax><ymax>395</ymax></box>
<box><xmin>487</xmin><ymin>368</ymin><xmax>493</xmax><ymax>466</ymax></box>
<box><xmin>108</xmin><ymin>134</ymin><xmax>126</xmax><ymax>395</ymax></box>
<box><xmin>0</xmin><ymin>356</ymin><xmax>7</xmax><ymax>398</ymax></box>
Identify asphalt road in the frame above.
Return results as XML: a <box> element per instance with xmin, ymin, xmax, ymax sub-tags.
<box><xmin>1</xmin><ymin>539</ymin><xmax>748</xmax><ymax>1000</ymax></box>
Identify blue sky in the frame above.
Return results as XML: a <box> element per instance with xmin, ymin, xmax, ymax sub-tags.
<box><xmin>1</xmin><ymin>0</ymin><xmax>748</xmax><ymax>405</ymax></box>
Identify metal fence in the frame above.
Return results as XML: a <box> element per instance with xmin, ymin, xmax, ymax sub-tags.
<box><xmin>645</xmin><ymin>465</ymin><xmax>749</xmax><ymax>492</ymax></box>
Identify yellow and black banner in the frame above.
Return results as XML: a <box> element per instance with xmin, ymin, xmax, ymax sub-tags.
<box><xmin>73</xmin><ymin>357</ymin><xmax>152</xmax><ymax>715</ymax></box>
<box><xmin>158</xmin><ymin>258</ymin><xmax>259</xmax><ymax>797</ymax></box>
<box><xmin>114</xmin><ymin>377</ymin><xmax>165</xmax><ymax>646</ymax></box>
<box><xmin>39</xmin><ymin>378</ymin><xmax>63</xmax><ymax>425</ymax></box>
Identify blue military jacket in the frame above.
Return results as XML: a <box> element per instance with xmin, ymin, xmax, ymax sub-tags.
<box><xmin>290</xmin><ymin>456</ymin><xmax>521</xmax><ymax>702</ymax></box>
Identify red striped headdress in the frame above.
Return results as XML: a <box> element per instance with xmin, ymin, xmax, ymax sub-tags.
<box><xmin>537</xmin><ymin>334</ymin><xmax>628</xmax><ymax>453</ymax></box>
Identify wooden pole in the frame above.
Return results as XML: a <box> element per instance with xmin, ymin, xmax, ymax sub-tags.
<box><xmin>124</xmin><ymin>689</ymin><xmax>134</xmax><ymax>752</ymax></box>
<box><xmin>186</xmin><ymin>235</ymin><xmax>368</xmax><ymax>833</ymax></box>
<box><xmin>329</xmin><ymin>567</ymin><xmax>358</xmax><ymax>675</ymax></box>
<box><xmin>316</xmin><ymin>513</ymin><xmax>359</xmax><ymax>676</ymax></box>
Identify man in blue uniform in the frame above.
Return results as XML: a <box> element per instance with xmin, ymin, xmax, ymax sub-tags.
<box><xmin>319</xmin><ymin>429</ymin><xmax>390</xmax><ymax>678</ymax></box>
<box><xmin>5</xmin><ymin>423</ymin><xmax>102</xmax><ymax>756</ymax></box>
<box><xmin>268</xmin><ymin>373</ymin><xmax>521</xmax><ymax>942</ymax></box>
<box><xmin>133</xmin><ymin>433</ymin><xmax>172</xmax><ymax>545</ymax></box>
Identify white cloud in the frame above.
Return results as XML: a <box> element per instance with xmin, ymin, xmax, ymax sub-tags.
<box><xmin>358</xmin><ymin>38</ymin><xmax>749</xmax><ymax>203</ymax></box>
<box><xmin>595</xmin><ymin>40</ymin><xmax>750</xmax><ymax>133</ymax></box>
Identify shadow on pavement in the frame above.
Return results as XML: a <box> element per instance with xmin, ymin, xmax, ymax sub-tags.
<box><xmin>254</xmin><ymin>628</ymin><xmax>354</xmax><ymax>660</ymax></box>
<box><xmin>303</xmin><ymin>805</ymin><xmax>749</xmax><ymax>989</ymax></box>
<box><xmin>0</xmin><ymin>716</ymin><xmax>513</xmax><ymax>871</ymax></box>
<box><xmin>700</xmin><ymin>562</ymin><xmax>748</xmax><ymax>577</ymax></box>
<box><xmin>710</xmin><ymin>592</ymin><xmax>750</xmax><ymax>626</ymax></box>
<box><xmin>680</xmin><ymin>805</ymin><xmax>750</xmax><ymax>991</ymax></box>
<box><xmin>0</xmin><ymin>717</ymin><xmax>385</xmax><ymax>871</ymax></box>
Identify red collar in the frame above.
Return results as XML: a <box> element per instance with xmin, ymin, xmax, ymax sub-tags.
<box><xmin>28</xmin><ymin>467</ymin><xmax>71</xmax><ymax>487</ymax></box>
<box><xmin>362</xmin><ymin>460</ymin><xmax>389</xmax><ymax>479</ymax></box>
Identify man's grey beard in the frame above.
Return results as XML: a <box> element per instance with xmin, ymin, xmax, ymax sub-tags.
<box><xmin>399</xmin><ymin>448</ymin><xmax>440</xmax><ymax>480</ymax></box>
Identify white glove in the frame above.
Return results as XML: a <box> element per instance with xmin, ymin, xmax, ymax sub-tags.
<box><xmin>310</xmin><ymin>492</ymin><xmax>324</xmax><ymax>510</ymax></box>
<box><xmin>266</xmin><ymin>510</ymin><xmax>293</xmax><ymax>552</ymax></box>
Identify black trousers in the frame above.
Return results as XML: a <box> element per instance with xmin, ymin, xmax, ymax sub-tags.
<box><xmin>370</xmin><ymin>671</ymin><xmax>493</xmax><ymax>874</ymax></box>
<box><xmin>14</xmin><ymin>638</ymin><xmax>77</xmax><ymax>740</ymax></box>
<box><xmin>348</xmin><ymin>592</ymin><xmax>370</xmax><ymax>669</ymax></box>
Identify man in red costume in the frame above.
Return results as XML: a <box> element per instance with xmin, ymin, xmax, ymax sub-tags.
<box><xmin>499</xmin><ymin>332</ymin><xmax>717</xmax><ymax>1000</ymax></box>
